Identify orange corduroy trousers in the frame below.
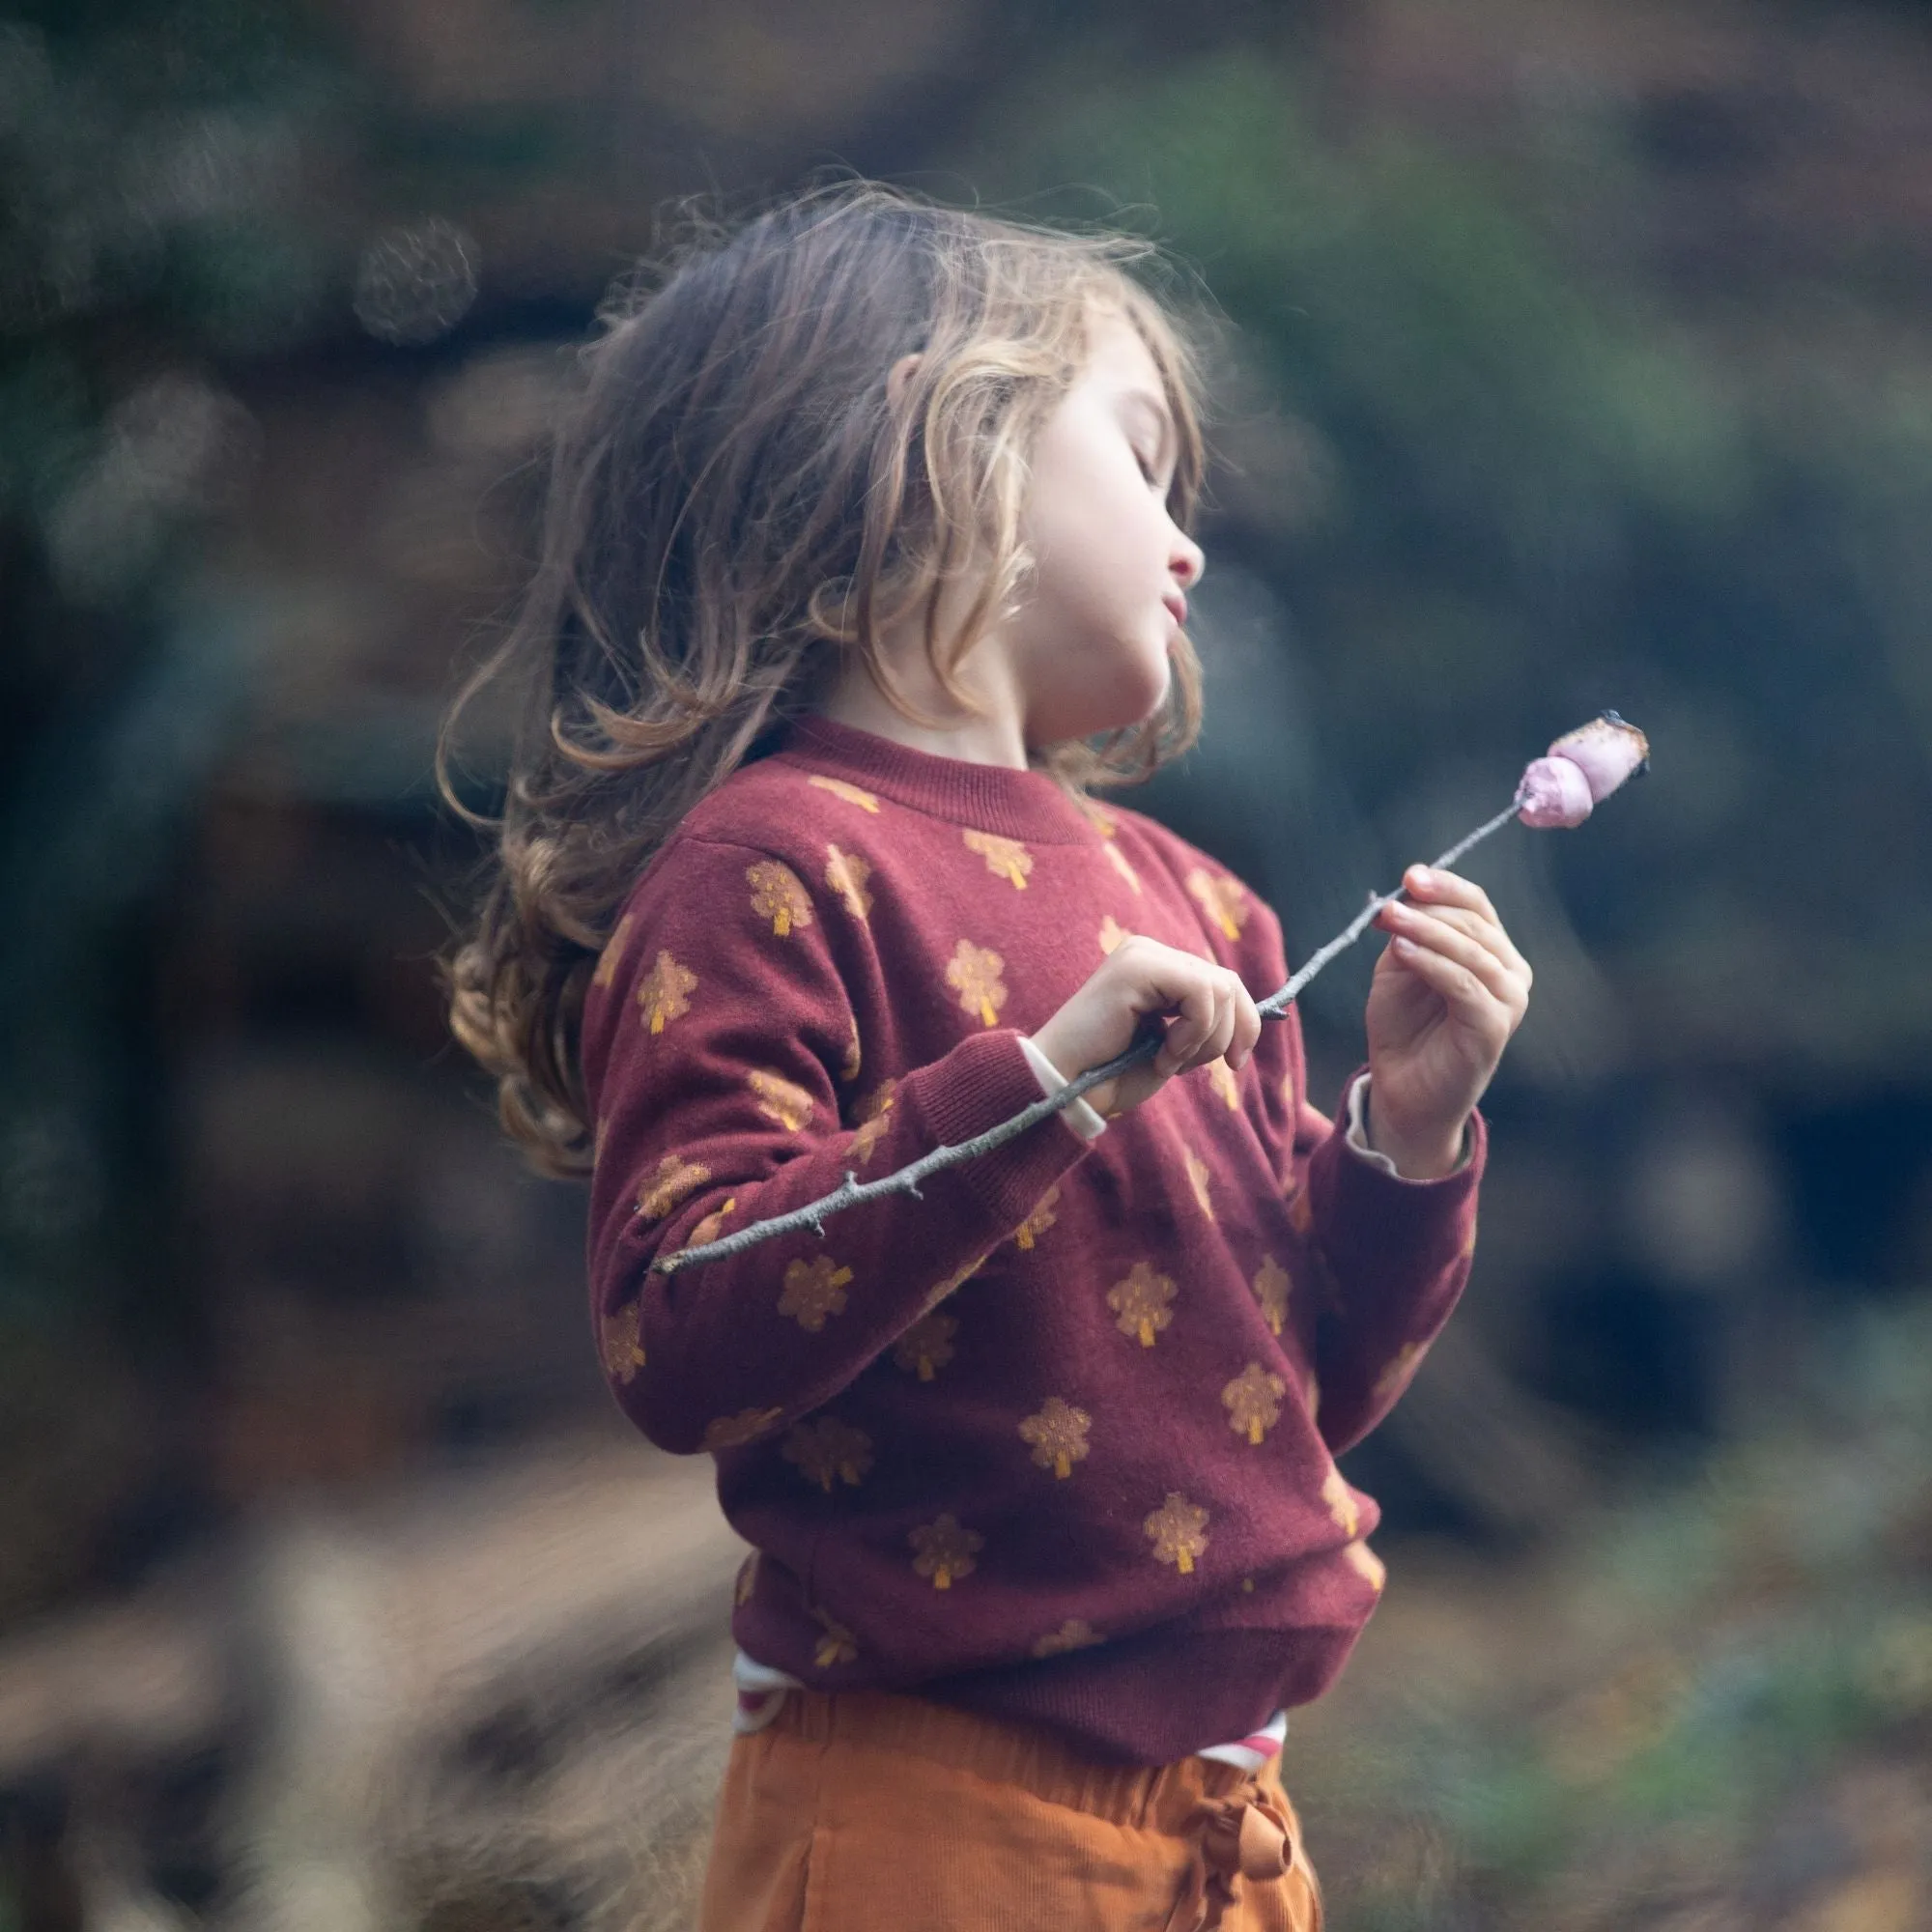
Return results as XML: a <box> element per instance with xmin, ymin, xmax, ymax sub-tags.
<box><xmin>696</xmin><ymin>1687</ymin><xmax>1323</xmax><ymax>1932</ymax></box>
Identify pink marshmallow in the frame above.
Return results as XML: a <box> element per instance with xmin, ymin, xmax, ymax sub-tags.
<box><xmin>1517</xmin><ymin>755</ymin><xmax>1595</xmax><ymax>828</ymax></box>
<box><xmin>1548</xmin><ymin>713</ymin><xmax>1651</xmax><ymax>803</ymax></box>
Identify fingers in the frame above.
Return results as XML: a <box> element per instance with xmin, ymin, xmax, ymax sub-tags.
<box><xmin>1115</xmin><ymin>938</ymin><xmax>1258</xmax><ymax>1079</ymax></box>
<box><xmin>1378</xmin><ymin>901</ymin><xmax>1520</xmax><ymax>1010</ymax></box>
<box><xmin>1399</xmin><ymin>866</ymin><xmax>1533</xmax><ymax>983</ymax></box>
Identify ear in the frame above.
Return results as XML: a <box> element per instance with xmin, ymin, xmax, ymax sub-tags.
<box><xmin>885</xmin><ymin>353</ymin><xmax>923</xmax><ymax>409</ymax></box>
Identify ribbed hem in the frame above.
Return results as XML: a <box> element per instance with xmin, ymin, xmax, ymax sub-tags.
<box><xmin>902</xmin><ymin>1028</ymin><xmax>1094</xmax><ymax>1229</ymax></box>
<box><xmin>775</xmin><ymin>715</ymin><xmax>1095</xmax><ymax>843</ymax></box>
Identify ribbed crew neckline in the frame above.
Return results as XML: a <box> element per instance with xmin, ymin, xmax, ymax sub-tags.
<box><xmin>774</xmin><ymin>715</ymin><xmax>1100</xmax><ymax>844</ymax></box>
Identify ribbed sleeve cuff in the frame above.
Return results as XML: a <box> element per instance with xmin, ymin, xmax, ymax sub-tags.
<box><xmin>903</xmin><ymin>1028</ymin><xmax>1096</xmax><ymax>1229</ymax></box>
<box><xmin>1310</xmin><ymin>1065</ymin><xmax>1487</xmax><ymax>1280</ymax></box>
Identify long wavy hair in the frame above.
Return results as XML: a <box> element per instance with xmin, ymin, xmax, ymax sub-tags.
<box><xmin>437</xmin><ymin>182</ymin><xmax>1211</xmax><ymax>1179</ymax></box>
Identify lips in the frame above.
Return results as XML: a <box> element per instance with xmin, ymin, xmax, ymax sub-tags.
<box><xmin>1163</xmin><ymin>591</ymin><xmax>1188</xmax><ymax>629</ymax></box>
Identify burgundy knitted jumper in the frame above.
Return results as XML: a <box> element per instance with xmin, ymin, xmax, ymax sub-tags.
<box><xmin>581</xmin><ymin>716</ymin><xmax>1486</xmax><ymax>1766</ymax></box>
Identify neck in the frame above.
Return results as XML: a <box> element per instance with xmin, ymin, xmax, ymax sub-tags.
<box><xmin>816</xmin><ymin>636</ymin><xmax>1030</xmax><ymax>772</ymax></box>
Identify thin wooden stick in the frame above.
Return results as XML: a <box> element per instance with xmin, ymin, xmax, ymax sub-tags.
<box><xmin>652</xmin><ymin>786</ymin><xmax>1527</xmax><ymax>1273</ymax></box>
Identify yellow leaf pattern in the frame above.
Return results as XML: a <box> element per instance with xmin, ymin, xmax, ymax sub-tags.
<box><xmin>782</xmin><ymin>1416</ymin><xmax>873</xmax><ymax>1492</ymax></box>
<box><xmin>963</xmin><ymin>829</ymin><xmax>1034</xmax><ymax>890</ymax></box>
<box><xmin>1251</xmin><ymin>1255</ymin><xmax>1292</xmax><ymax>1335</ymax></box>
<box><xmin>910</xmin><ymin>1512</ymin><xmax>982</xmax><ymax>1589</ymax></box>
<box><xmin>682</xmin><ymin>1195</ymin><xmax>736</xmax><ymax>1251</ymax></box>
<box><xmin>1018</xmin><ymin>1396</ymin><xmax>1091</xmax><ymax>1478</ymax></box>
<box><xmin>1208</xmin><ymin>1057</ymin><xmax>1240</xmax><ymax>1110</ymax></box>
<box><xmin>1287</xmin><ymin>1186</ymin><xmax>1313</xmax><ymax>1236</ymax></box>
<box><xmin>1032</xmin><ymin>1618</ymin><xmax>1104</xmax><ymax>1659</ymax></box>
<box><xmin>825</xmin><ymin>844</ymin><xmax>873</xmax><ymax>921</ymax></box>
<box><xmin>850</xmin><ymin>1111</ymin><xmax>891</xmax><ymax>1165</ymax></box>
<box><xmin>1145</xmin><ymin>1492</ymin><xmax>1209</xmax><ymax>1575</ymax></box>
<box><xmin>636</xmin><ymin>1153</ymin><xmax>712</xmax><ymax>1220</ymax></box>
<box><xmin>945</xmin><ymin>939</ymin><xmax>1008</xmax><ymax>1027</ymax></box>
<box><xmin>735</xmin><ymin>1553</ymin><xmax>758</xmax><ymax>1605</ymax></box>
<box><xmin>920</xmin><ymin>1253</ymin><xmax>987</xmax><ymax>1315</ymax></box>
<box><xmin>1103</xmin><ymin>841</ymin><xmax>1142</xmax><ymax>895</ymax></box>
<box><xmin>747</xmin><ymin>861</ymin><xmax>813</xmax><ymax>937</ymax></box>
<box><xmin>700</xmin><ymin>1406</ymin><xmax>784</xmax><ymax>1451</ymax></box>
<box><xmin>600</xmin><ymin>1299</ymin><xmax>645</xmax><ymax>1383</ymax></box>
<box><xmin>841</xmin><ymin>1022</ymin><xmax>862</xmax><ymax>1084</ymax></box>
<box><xmin>1222</xmin><ymin>1362</ymin><xmax>1288</xmax><ymax>1445</ymax></box>
<box><xmin>807</xmin><ymin>774</ymin><xmax>880</xmax><ymax>813</ymax></box>
<box><xmin>1186</xmin><ymin>867</ymin><xmax>1249</xmax><ymax>941</ymax></box>
<box><xmin>637</xmin><ymin>951</ymin><xmax>697</xmax><ymax>1034</ymax></box>
<box><xmin>748</xmin><ymin>1067</ymin><xmax>815</xmax><ymax>1131</ymax></box>
<box><xmin>1098</xmin><ymin>915</ymin><xmax>1128</xmax><ymax>955</ymax></box>
<box><xmin>810</xmin><ymin>1605</ymin><xmax>859</xmax><ymax>1666</ymax></box>
<box><xmin>1107</xmin><ymin>1261</ymin><xmax>1177</xmax><ymax>1348</ymax></box>
<box><xmin>592</xmin><ymin>912</ymin><xmax>634</xmax><ymax>989</ymax></box>
<box><xmin>1013</xmin><ymin>1185</ymin><xmax>1059</xmax><ymax>1251</ymax></box>
<box><xmin>779</xmin><ymin>1256</ymin><xmax>852</xmax><ymax>1332</ymax></box>
<box><xmin>894</xmin><ymin>1309</ymin><xmax>957</xmax><ymax>1380</ymax></box>
<box><xmin>1343</xmin><ymin>1541</ymin><xmax>1386</xmax><ymax>1593</ymax></box>
<box><xmin>1185</xmin><ymin>1149</ymin><xmax>1215</xmax><ymax>1221</ymax></box>
<box><xmin>1321</xmin><ymin>1463</ymin><xmax>1361</xmax><ymax>1538</ymax></box>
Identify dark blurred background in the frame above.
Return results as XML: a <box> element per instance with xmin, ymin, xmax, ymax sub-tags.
<box><xmin>4</xmin><ymin>1</ymin><xmax>1932</xmax><ymax>1927</ymax></box>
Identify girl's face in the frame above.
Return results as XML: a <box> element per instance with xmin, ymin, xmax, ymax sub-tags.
<box><xmin>1006</xmin><ymin>308</ymin><xmax>1205</xmax><ymax>747</ymax></box>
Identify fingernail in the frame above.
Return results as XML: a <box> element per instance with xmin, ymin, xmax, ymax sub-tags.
<box><xmin>1407</xmin><ymin>866</ymin><xmax>1434</xmax><ymax>889</ymax></box>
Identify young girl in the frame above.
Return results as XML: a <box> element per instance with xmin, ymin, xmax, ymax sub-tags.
<box><xmin>441</xmin><ymin>183</ymin><xmax>1530</xmax><ymax>1931</ymax></box>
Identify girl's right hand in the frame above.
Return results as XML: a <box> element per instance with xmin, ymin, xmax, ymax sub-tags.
<box><xmin>1029</xmin><ymin>935</ymin><xmax>1262</xmax><ymax>1119</ymax></box>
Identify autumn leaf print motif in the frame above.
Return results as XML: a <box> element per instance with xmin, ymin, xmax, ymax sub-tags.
<box><xmin>1321</xmin><ymin>1464</ymin><xmax>1361</xmax><ymax>1538</ymax></box>
<box><xmin>1186</xmin><ymin>867</ymin><xmax>1249</xmax><ymax>941</ymax></box>
<box><xmin>1102</xmin><ymin>842</ymin><xmax>1141</xmax><ymax>895</ymax></box>
<box><xmin>1107</xmin><ymin>1262</ymin><xmax>1177</xmax><ymax>1348</ymax></box>
<box><xmin>1208</xmin><ymin>1057</ymin><xmax>1240</xmax><ymax>1111</ymax></box>
<box><xmin>946</xmin><ymin>939</ymin><xmax>1008</xmax><ymax>1027</ymax></box>
<box><xmin>1018</xmin><ymin>1397</ymin><xmax>1091</xmax><ymax>1478</ymax></box>
<box><xmin>782</xmin><ymin>1416</ymin><xmax>873</xmax><ymax>1492</ymax></box>
<box><xmin>748</xmin><ymin>861</ymin><xmax>812</xmax><ymax>937</ymax></box>
<box><xmin>1344</xmin><ymin>1542</ymin><xmax>1386</xmax><ymax>1593</ymax></box>
<box><xmin>600</xmin><ymin>1300</ymin><xmax>645</xmax><ymax>1383</ymax></box>
<box><xmin>636</xmin><ymin>1153</ymin><xmax>711</xmax><ymax>1220</ymax></box>
<box><xmin>810</xmin><ymin>1604</ymin><xmax>859</xmax><ymax>1666</ymax></box>
<box><xmin>748</xmin><ymin>1068</ymin><xmax>814</xmax><ymax>1131</ymax></box>
<box><xmin>825</xmin><ymin>844</ymin><xmax>872</xmax><ymax>921</ymax></box>
<box><xmin>591</xmin><ymin>912</ymin><xmax>634</xmax><ymax>989</ymax></box>
<box><xmin>1098</xmin><ymin>915</ymin><xmax>1128</xmax><ymax>955</ymax></box>
<box><xmin>1145</xmin><ymin>1492</ymin><xmax>1209</xmax><ymax>1575</ymax></box>
<box><xmin>1013</xmin><ymin>1186</ymin><xmax>1059</xmax><ymax>1251</ymax></box>
<box><xmin>1250</xmin><ymin>1255</ymin><xmax>1292</xmax><ymax>1336</ymax></box>
<box><xmin>910</xmin><ymin>1513</ymin><xmax>982</xmax><ymax>1589</ymax></box>
<box><xmin>779</xmin><ymin>1256</ymin><xmax>852</xmax><ymax>1332</ymax></box>
<box><xmin>894</xmin><ymin>1309</ymin><xmax>956</xmax><ymax>1380</ymax></box>
<box><xmin>1222</xmin><ymin>1363</ymin><xmax>1288</xmax><ymax>1445</ymax></box>
<box><xmin>1031</xmin><ymin>1619</ymin><xmax>1104</xmax><ymax>1659</ymax></box>
<box><xmin>807</xmin><ymin>774</ymin><xmax>880</xmax><ymax>813</ymax></box>
<box><xmin>683</xmin><ymin>1196</ymin><xmax>735</xmax><ymax>1252</ymax></box>
<box><xmin>637</xmin><ymin>951</ymin><xmax>696</xmax><ymax>1034</ymax></box>
<box><xmin>1184</xmin><ymin>1150</ymin><xmax>1215</xmax><ymax>1221</ymax></box>
<box><xmin>701</xmin><ymin>1407</ymin><xmax>784</xmax><ymax>1451</ymax></box>
<box><xmin>963</xmin><ymin>829</ymin><xmax>1033</xmax><ymax>889</ymax></box>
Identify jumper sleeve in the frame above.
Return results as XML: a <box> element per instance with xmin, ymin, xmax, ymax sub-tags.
<box><xmin>580</xmin><ymin>833</ymin><xmax>1094</xmax><ymax>1457</ymax></box>
<box><xmin>1236</xmin><ymin>901</ymin><xmax>1486</xmax><ymax>1460</ymax></box>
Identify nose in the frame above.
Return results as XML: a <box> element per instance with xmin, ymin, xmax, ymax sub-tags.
<box><xmin>1170</xmin><ymin>530</ymin><xmax>1204</xmax><ymax>591</ymax></box>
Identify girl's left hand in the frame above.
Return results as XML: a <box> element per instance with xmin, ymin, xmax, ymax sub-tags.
<box><xmin>1364</xmin><ymin>866</ymin><xmax>1532</xmax><ymax>1178</ymax></box>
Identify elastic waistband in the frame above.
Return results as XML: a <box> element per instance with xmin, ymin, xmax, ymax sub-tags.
<box><xmin>757</xmin><ymin>1685</ymin><xmax>1265</xmax><ymax>1831</ymax></box>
